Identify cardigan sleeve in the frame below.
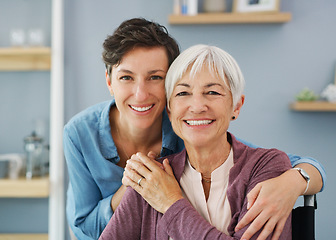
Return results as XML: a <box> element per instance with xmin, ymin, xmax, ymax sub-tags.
<box><xmin>99</xmin><ymin>187</ymin><xmax>143</xmax><ymax>239</ymax></box>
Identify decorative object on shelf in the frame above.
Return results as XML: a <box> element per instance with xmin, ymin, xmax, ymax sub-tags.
<box><xmin>233</xmin><ymin>0</ymin><xmax>280</xmax><ymax>13</ymax></box>
<box><xmin>0</xmin><ymin>154</ymin><xmax>24</xmax><ymax>179</ymax></box>
<box><xmin>187</xmin><ymin>0</ymin><xmax>198</xmax><ymax>15</ymax></box>
<box><xmin>320</xmin><ymin>64</ymin><xmax>336</xmax><ymax>102</ymax></box>
<box><xmin>295</xmin><ymin>87</ymin><xmax>319</xmax><ymax>102</ymax></box>
<box><xmin>28</xmin><ymin>29</ymin><xmax>45</xmax><ymax>47</ymax></box>
<box><xmin>203</xmin><ymin>0</ymin><xmax>227</xmax><ymax>13</ymax></box>
<box><xmin>0</xmin><ymin>161</ymin><xmax>9</xmax><ymax>179</ymax></box>
<box><xmin>176</xmin><ymin>0</ymin><xmax>198</xmax><ymax>15</ymax></box>
<box><xmin>9</xmin><ymin>28</ymin><xmax>45</xmax><ymax>48</ymax></box>
<box><xmin>24</xmin><ymin>132</ymin><xmax>45</xmax><ymax>179</ymax></box>
<box><xmin>10</xmin><ymin>29</ymin><xmax>26</xmax><ymax>47</ymax></box>
<box><xmin>173</xmin><ymin>0</ymin><xmax>181</xmax><ymax>15</ymax></box>
<box><xmin>321</xmin><ymin>84</ymin><xmax>336</xmax><ymax>103</ymax></box>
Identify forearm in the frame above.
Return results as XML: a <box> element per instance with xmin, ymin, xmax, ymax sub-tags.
<box><xmin>294</xmin><ymin>163</ymin><xmax>323</xmax><ymax>195</ymax></box>
<box><xmin>100</xmin><ymin>188</ymin><xmax>143</xmax><ymax>239</ymax></box>
<box><xmin>111</xmin><ymin>184</ymin><xmax>127</xmax><ymax>212</ymax></box>
<box><xmin>74</xmin><ymin>195</ymin><xmax>113</xmax><ymax>238</ymax></box>
<box><xmin>236</xmin><ymin>137</ymin><xmax>326</xmax><ymax>191</ymax></box>
<box><xmin>288</xmin><ymin>153</ymin><xmax>326</xmax><ymax>191</ymax></box>
<box><xmin>162</xmin><ymin>199</ymin><xmax>231</xmax><ymax>239</ymax></box>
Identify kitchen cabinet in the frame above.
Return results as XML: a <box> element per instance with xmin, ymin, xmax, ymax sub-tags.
<box><xmin>168</xmin><ymin>12</ymin><xmax>291</xmax><ymax>25</ymax></box>
<box><xmin>0</xmin><ymin>0</ymin><xmax>64</xmax><ymax>239</ymax></box>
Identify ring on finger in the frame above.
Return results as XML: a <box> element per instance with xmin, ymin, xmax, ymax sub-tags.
<box><xmin>137</xmin><ymin>177</ymin><xmax>144</xmax><ymax>186</ymax></box>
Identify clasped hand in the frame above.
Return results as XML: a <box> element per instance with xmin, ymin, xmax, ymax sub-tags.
<box><xmin>122</xmin><ymin>152</ymin><xmax>183</xmax><ymax>214</ymax></box>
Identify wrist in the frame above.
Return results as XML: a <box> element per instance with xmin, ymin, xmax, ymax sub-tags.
<box><xmin>163</xmin><ymin>195</ymin><xmax>184</xmax><ymax>214</ymax></box>
<box><xmin>291</xmin><ymin>167</ymin><xmax>310</xmax><ymax>195</ymax></box>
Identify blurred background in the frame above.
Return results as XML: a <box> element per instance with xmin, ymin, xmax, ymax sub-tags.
<box><xmin>0</xmin><ymin>0</ymin><xmax>335</xmax><ymax>239</ymax></box>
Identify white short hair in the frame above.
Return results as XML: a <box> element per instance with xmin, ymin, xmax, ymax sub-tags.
<box><xmin>165</xmin><ymin>44</ymin><xmax>245</xmax><ymax>110</ymax></box>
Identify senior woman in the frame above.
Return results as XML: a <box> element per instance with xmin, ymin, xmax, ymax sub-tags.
<box><xmin>65</xmin><ymin>18</ymin><xmax>325</xmax><ymax>240</ymax></box>
<box><xmin>99</xmin><ymin>44</ymin><xmax>292</xmax><ymax>239</ymax></box>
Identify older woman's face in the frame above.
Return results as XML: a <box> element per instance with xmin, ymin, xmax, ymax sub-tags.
<box><xmin>168</xmin><ymin>66</ymin><xmax>242</xmax><ymax>148</ymax></box>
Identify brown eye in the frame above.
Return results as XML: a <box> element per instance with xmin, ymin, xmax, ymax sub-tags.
<box><xmin>150</xmin><ymin>75</ymin><xmax>164</xmax><ymax>80</ymax></box>
<box><xmin>175</xmin><ymin>91</ymin><xmax>189</xmax><ymax>97</ymax></box>
<box><xmin>120</xmin><ymin>76</ymin><xmax>132</xmax><ymax>81</ymax></box>
<box><xmin>207</xmin><ymin>91</ymin><xmax>220</xmax><ymax>95</ymax></box>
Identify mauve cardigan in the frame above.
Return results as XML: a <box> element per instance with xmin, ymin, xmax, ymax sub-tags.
<box><xmin>100</xmin><ymin>133</ymin><xmax>292</xmax><ymax>240</ymax></box>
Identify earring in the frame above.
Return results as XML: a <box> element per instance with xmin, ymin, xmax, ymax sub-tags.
<box><xmin>232</xmin><ymin>116</ymin><xmax>236</xmax><ymax>120</ymax></box>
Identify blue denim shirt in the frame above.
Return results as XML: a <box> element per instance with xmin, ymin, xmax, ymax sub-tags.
<box><xmin>64</xmin><ymin>100</ymin><xmax>184</xmax><ymax>239</ymax></box>
<box><xmin>64</xmin><ymin>100</ymin><xmax>326</xmax><ymax>239</ymax></box>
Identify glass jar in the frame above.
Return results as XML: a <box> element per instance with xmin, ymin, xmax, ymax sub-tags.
<box><xmin>24</xmin><ymin>132</ymin><xmax>44</xmax><ymax>179</ymax></box>
<box><xmin>203</xmin><ymin>0</ymin><xmax>227</xmax><ymax>12</ymax></box>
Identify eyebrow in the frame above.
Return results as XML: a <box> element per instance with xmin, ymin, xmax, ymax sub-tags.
<box><xmin>176</xmin><ymin>83</ymin><xmax>190</xmax><ymax>87</ymax></box>
<box><xmin>117</xmin><ymin>69</ymin><xmax>166</xmax><ymax>74</ymax></box>
<box><xmin>176</xmin><ymin>82</ymin><xmax>224</xmax><ymax>88</ymax></box>
<box><xmin>117</xmin><ymin>69</ymin><xmax>133</xmax><ymax>74</ymax></box>
<box><xmin>205</xmin><ymin>83</ymin><xmax>224</xmax><ymax>88</ymax></box>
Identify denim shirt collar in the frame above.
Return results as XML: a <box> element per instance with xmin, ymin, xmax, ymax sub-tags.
<box><xmin>161</xmin><ymin>108</ymin><xmax>182</xmax><ymax>157</ymax></box>
<box><xmin>98</xmin><ymin>100</ymin><xmax>181</xmax><ymax>162</ymax></box>
<box><xmin>99</xmin><ymin>100</ymin><xmax>118</xmax><ymax>161</ymax></box>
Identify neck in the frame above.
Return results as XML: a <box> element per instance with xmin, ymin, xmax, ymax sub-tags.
<box><xmin>115</xmin><ymin>107</ymin><xmax>162</xmax><ymax>144</ymax></box>
<box><xmin>110</xmin><ymin>107</ymin><xmax>163</xmax><ymax>163</ymax></box>
<box><xmin>186</xmin><ymin>139</ymin><xmax>231</xmax><ymax>176</ymax></box>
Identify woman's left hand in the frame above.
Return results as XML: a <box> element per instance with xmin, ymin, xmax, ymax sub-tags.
<box><xmin>235</xmin><ymin>169</ymin><xmax>306</xmax><ymax>240</ymax></box>
<box><xmin>122</xmin><ymin>152</ymin><xmax>183</xmax><ymax>214</ymax></box>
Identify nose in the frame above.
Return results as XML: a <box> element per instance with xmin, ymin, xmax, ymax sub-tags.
<box><xmin>189</xmin><ymin>94</ymin><xmax>208</xmax><ymax>113</ymax></box>
<box><xmin>134</xmin><ymin>80</ymin><xmax>149</xmax><ymax>101</ymax></box>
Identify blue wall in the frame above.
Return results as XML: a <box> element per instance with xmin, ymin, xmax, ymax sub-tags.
<box><xmin>0</xmin><ymin>0</ymin><xmax>51</xmax><ymax>234</ymax></box>
<box><xmin>1</xmin><ymin>0</ymin><xmax>335</xmax><ymax>239</ymax></box>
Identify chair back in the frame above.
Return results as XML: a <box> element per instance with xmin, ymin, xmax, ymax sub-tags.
<box><xmin>292</xmin><ymin>195</ymin><xmax>317</xmax><ymax>240</ymax></box>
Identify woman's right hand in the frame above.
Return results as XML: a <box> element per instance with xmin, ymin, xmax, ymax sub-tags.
<box><xmin>122</xmin><ymin>152</ymin><xmax>183</xmax><ymax>214</ymax></box>
<box><xmin>112</xmin><ymin>151</ymin><xmax>161</xmax><ymax>212</ymax></box>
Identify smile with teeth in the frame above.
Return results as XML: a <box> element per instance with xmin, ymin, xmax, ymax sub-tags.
<box><xmin>185</xmin><ymin>120</ymin><xmax>214</xmax><ymax>126</ymax></box>
<box><xmin>130</xmin><ymin>104</ymin><xmax>154</xmax><ymax>112</ymax></box>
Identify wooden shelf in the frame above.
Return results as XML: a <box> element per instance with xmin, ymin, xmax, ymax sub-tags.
<box><xmin>168</xmin><ymin>12</ymin><xmax>291</xmax><ymax>25</ymax></box>
<box><xmin>0</xmin><ymin>177</ymin><xmax>49</xmax><ymax>198</ymax></box>
<box><xmin>0</xmin><ymin>234</ymin><xmax>48</xmax><ymax>240</ymax></box>
<box><xmin>0</xmin><ymin>47</ymin><xmax>51</xmax><ymax>71</ymax></box>
<box><xmin>290</xmin><ymin>101</ymin><xmax>336</xmax><ymax>112</ymax></box>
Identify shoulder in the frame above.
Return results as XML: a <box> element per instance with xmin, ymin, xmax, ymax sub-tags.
<box><xmin>64</xmin><ymin>101</ymin><xmax>113</xmax><ymax>135</ymax></box>
<box><xmin>229</xmin><ymin>134</ymin><xmax>291</xmax><ymax>181</ymax></box>
<box><xmin>231</xmin><ymin>133</ymin><xmax>290</xmax><ymax>167</ymax></box>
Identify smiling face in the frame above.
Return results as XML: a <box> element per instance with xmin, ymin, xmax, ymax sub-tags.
<box><xmin>168</xmin><ymin>65</ymin><xmax>244</xmax><ymax>149</ymax></box>
<box><xmin>107</xmin><ymin>46</ymin><xmax>168</xmax><ymax>130</ymax></box>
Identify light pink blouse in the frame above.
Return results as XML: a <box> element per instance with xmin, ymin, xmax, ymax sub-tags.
<box><xmin>171</xmin><ymin>149</ymin><xmax>234</xmax><ymax>238</ymax></box>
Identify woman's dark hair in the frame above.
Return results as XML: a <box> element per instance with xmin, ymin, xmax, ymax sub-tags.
<box><xmin>102</xmin><ymin>18</ymin><xmax>180</xmax><ymax>75</ymax></box>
